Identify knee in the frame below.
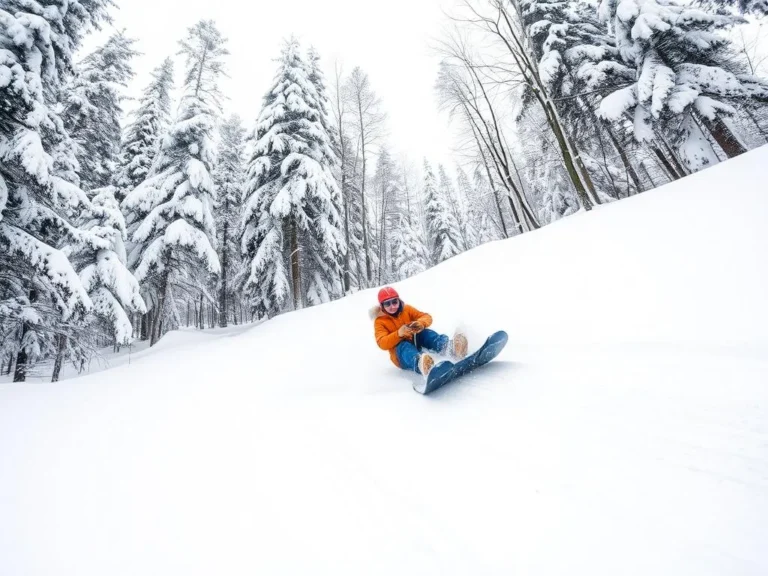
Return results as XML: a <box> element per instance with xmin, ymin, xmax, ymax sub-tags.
<box><xmin>396</xmin><ymin>339</ymin><xmax>416</xmax><ymax>354</ymax></box>
<box><xmin>395</xmin><ymin>340</ymin><xmax>419</xmax><ymax>371</ymax></box>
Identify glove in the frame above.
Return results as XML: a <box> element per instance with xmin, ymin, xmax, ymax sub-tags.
<box><xmin>409</xmin><ymin>321</ymin><xmax>425</xmax><ymax>333</ymax></box>
<box><xmin>398</xmin><ymin>324</ymin><xmax>414</xmax><ymax>338</ymax></box>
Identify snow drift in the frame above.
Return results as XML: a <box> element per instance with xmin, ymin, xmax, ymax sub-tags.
<box><xmin>2</xmin><ymin>148</ymin><xmax>768</xmax><ymax>575</ymax></box>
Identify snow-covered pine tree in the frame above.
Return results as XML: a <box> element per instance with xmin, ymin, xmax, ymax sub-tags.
<box><xmin>391</xmin><ymin>214</ymin><xmax>430</xmax><ymax>281</ymax></box>
<box><xmin>215</xmin><ymin>115</ymin><xmax>246</xmax><ymax>328</ymax></box>
<box><xmin>302</xmin><ymin>47</ymin><xmax>346</xmax><ymax>305</ymax></box>
<box><xmin>472</xmin><ymin>166</ymin><xmax>509</xmax><ymax>240</ymax></box>
<box><xmin>455</xmin><ymin>166</ymin><xmax>482</xmax><ymax>250</ymax></box>
<box><xmin>0</xmin><ymin>0</ymin><xmax>114</xmax><ymax>381</ymax></box>
<box><xmin>122</xmin><ymin>20</ymin><xmax>228</xmax><ymax>346</ymax></box>
<box><xmin>437</xmin><ymin>165</ymin><xmax>468</xmax><ymax>252</ymax></box>
<box><xmin>307</xmin><ymin>47</ymin><xmax>337</xmax><ymax>153</ymax></box>
<box><xmin>597</xmin><ymin>0</ymin><xmax>768</xmax><ymax>170</ymax></box>
<box><xmin>115</xmin><ymin>58</ymin><xmax>174</xmax><ymax>201</ymax></box>
<box><xmin>520</xmin><ymin>0</ymin><xmax>645</xmax><ymax>200</ymax></box>
<box><xmin>441</xmin><ymin>2</ymin><xmax>594</xmax><ymax>213</ymax></box>
<box><xmin>538</xmin><ymin>166</ymin><xmax>580</xmax><ymax>224</ymax></box>
<box><xmin>345</xmin><ymin>173</ymin><xmax>376</xmax><ymax>290</ymax></box>
<box><xmin>423</xmin><ymin>160</ymin><xmax>462</xmax><ymax>264</ymax></box>
<box><xmin>46</xmin><ymin>185</ymin><xmax>148</xmax><ymax>381</ymax></box>
<box><xmin>79</xmin><ymin>187</ymin><xmax>146</xmax><ymax>341</ymax></box>
<box><xmin>705</xmin><ymin>0</ymin><xmax>768</xmax><ymax>15</ymax></box>
<box><xmin>241</xmin><ymin>39</ymin><xmax>344</xmax><ymax>317</ymax></box>
<box><xmin>373</xmin><ymin>148</ymin><xmax>405</xmax><ymax>282</ymax></box>
<box><xmin>61</xmin><ymin>32</ymin><xmax>138</xmax><ymax>192</ymax></box>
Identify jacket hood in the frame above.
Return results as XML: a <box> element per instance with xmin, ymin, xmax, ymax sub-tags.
<box><xmin>369</xmin><ymin>305</ymin><xmax>384</xmax><ymax>320</ymax></box>
<box><xmin>370</xmin><ymin>301</ymin><xmax>404</xmax><ymax>320</ymax></box>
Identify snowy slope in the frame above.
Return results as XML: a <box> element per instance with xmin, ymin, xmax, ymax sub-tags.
<box><xmin>2</xmin><ymin>148</ymin><xmax>768</xmax><ymax>575</ymax></box>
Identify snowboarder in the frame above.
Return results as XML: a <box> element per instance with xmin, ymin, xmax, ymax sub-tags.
<box><xmin>371</xmin><ymin>286</ymin><xmax>468</xmax><ymax>377</ymax></box>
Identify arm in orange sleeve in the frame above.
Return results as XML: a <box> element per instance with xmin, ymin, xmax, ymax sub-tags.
<box><xmin>375</xmin><ymin>320</ymin><xmax>402</xmax><ymax>350</ymax></box>
<box><xmin>406</xmin><ymin>305</ymin><xmax>432</xmax><ymax>330</ymax></box>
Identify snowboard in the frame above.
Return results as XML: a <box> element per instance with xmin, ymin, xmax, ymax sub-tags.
<box><xmin>414</xmin><ymin>330</ymin><xmax>509</xmax><ymax>395</ymax></box>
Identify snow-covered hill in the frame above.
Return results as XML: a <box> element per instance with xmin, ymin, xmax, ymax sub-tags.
<box><xmin>2</xmin><ymin>148</ymin><xmax>768</xmax><ymax>575</ymax></box>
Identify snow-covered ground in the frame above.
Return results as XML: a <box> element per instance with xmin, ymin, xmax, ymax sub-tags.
<box><xmin>2</xmin><ymin>148</ymin><xmax>768</xmax><ymax>575</ymax></box>
<box><xmin>0</xmin><ymin>324</ymin><xmax>257</xmax><ymax>384</ymax></box>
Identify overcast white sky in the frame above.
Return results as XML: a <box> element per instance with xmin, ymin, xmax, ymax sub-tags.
<box><xmin>81</xmin><ymin>0</ymin><xmax>463</xmax><ymax>171</ymax></box>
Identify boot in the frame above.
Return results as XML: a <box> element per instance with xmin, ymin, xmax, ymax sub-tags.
<box><xmin>418</xmin><ymin>353</ymin><xmax>435</xmax><ymax>376</ymax></box>
<box><xmin>450</xmin><ymin>333</ymin><xmax>468</xmax><ymax>360</ymax></box>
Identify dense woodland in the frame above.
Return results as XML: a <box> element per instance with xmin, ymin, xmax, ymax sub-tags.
<box><xmin>2</xmin><ymin>0</ymin><xmax>767</xmax><ymax>381</ymax></box>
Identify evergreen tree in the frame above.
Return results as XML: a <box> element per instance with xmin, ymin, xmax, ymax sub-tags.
<box><xmin>520</xmin><ymin>0</ymin><xmax>640</xmax><ymax>201</ymax></box>
<box><xmin>472</xmin><ymin>166</ymin><xmax>510</xmax><ymax>240</ymax></box>
<box><xmin>215</xmin><ymin>115</ymin><xmax>246</xmax><ymax>328</ymax></box>
<box><xmin>373</xmin><ymin>148</ymin><xmax>404</xmax><ymax>282</ymax></box>
<box><xmin>597</xmin><ymin>0</ymin><xmax>768</xmax><ymax>169</ymax></box>
<box><xmin>423</xmin><ymin>160</ymin><xmax>462</xmax><ymax>264</ymax></box>
<box><xmin>78</xmin><ymin>187</ymin><xmax>146</xmax><ymax>342</ymax></box>
<box><xmin>341</xmin><ymin>172</ymin><xmax>377</xmax><ymax>291</ymax></box>
<box><xmin>455</xmin><ymin>166</ymin><xmax>481</xmax><ymax>249</ymax></box>
<box><xmin>48</xmin><ymin>185</ymin><xmax>148</xmax><ymax>380</ymax></box>
<box><xmin>303</xmin><ymin>47</ymin><xmax>346</xmax><ymax>304</ymax></box>
<box><xmin>705</xmin><ymin>0</ymin><xmax>768</xmax><ymax>15</ymax></box>
<box><xmin>242</xmin><ymin>39</ymin><xmax>344</xmax><ymax>317</ymax></box>
<box><xmin>342</xmin><ymin>155</ymin><xmax>366</xmax><ymax>291</ymax></box>
<box><xmin>115</xmin><ymin>57</ymin><xmax>174</xmax><ymax>201</ymax></box>
<box><xmin>437</xmin><ymin>165</ymin><xmax>467</xmax><ymax>252</ymax></box>
<box><xmin>122</xmin><ymin>20</ymin><xmax>228</xmax><ymax>345</ymax></box>
<box><xmin>392</xmin><ymin>214</ymin><xmax>430</xmax><ymax>281</ymax></box>
<box><xmin>0</xmin><ymin>0</ymin><xmax>113</xmax><ymax>381</ymax></box>
<box><xmin>307</xmin><ymin>47</ymin><xmax>336</xmax><ymax>150</ymax></box>
<box><xmin>61</xmin><ymin>32</ymin><xmax>138</xmax><ymax>192</ymax></box>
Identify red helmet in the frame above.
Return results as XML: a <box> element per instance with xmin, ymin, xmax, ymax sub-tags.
<box><xmin>377</xmin><ymin>286</ymin><xmax>399</xmax><ymax>304</ymax></box>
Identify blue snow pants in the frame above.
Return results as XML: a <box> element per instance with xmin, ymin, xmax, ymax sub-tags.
<box><xmin>395</xmin><ymin>329</ymin><xmax>450</xmax><ymax>374</ymax></box>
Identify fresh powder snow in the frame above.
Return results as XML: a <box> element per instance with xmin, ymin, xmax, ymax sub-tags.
<box><xmin>1</xmin><ymin>147</ymin><xmax>767</xmax><ymax>574</ymax></box>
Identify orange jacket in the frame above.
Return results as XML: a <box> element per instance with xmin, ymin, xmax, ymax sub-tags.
<box><xmin>373</xmin><ymin>303</ymin><xmax>433</xmax><ymax>367</ymax></box>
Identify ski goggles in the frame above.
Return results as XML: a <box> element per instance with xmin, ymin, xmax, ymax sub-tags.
<box><xmin>381</xmin><ymin>298</ymin><xmax>400</xmax><ymax>308</ymax></box>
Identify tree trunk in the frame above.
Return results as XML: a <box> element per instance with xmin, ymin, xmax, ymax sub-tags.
<box><xmin>150</xmin><ymin>273</ymin><xmax>168</xmax><ymax>347</ymax></box>
<box><xmin>358</xmin><ymin>103</ymin><xmax>372</xmax><ymax>287</ymax></box>
<box><xmin>649</xmin><ymin>144</ymin><xmax>682</xmax><ymax>180</ymax></box>
<box><xmin>342</xmin><ymin>183</ymin><xmax>352</xmax><ymax>293</ymax></box>
<box><xmin>12</xmin><ymin>337</ymin><xmax>28</xmax><ymax>382</ymax></box>
<box><xmin>290</xmin><ymin>217</ymin><xmax>302</xmax><ymax>310</ymax></box>
<box><xmin>51</xmin><ymin>334</ymin><xmax>67</xmax><ymax>383</ymax></box>
<box><xmin>639</xmin><ymin>162</ymin><xmax>659</xmax><ymax>188</ymax></box>
<box><xmin>743</xmin><ymin>106</ymin><xmax>768</xmax><ymax>143</ymax></box>
<box><xmin>700</xmin><ymin>114</ymin><xmax>748</xmax><ymax>158</ymax></box>
<box><xmin>605</xmin><ymin>126</ymin><xmax>643</xmax><ymax>194</ymax></box>
<box><xmin>219</xmin><ymin>221</ymin><xmax>228</xmax><ymax>328</ymax></box>
<box><xmin>141</xmin><ymin>312</ymin><xmax>150</xmax><ymax>340</ymax></box>
<box><xmin>658</xmin><ymin>135</ymin><xmax>690</xmax><ymax>177</ymax></box>
<box><xmin>378</xmin><ymin>184</ymin><xmax>388</xmax><ymax>283</ymax></box>
<box><xmin>360</xmin><ymin>185</ymin><xmax>371</xmax><ymax>286</ymax></box>
<box><xmin>543</xmin><ymin>99</ymin><xmax>594</xmax><ymax>211</ymax></box>
<box><xmin>13</xmin><ymin>289</ymin><xmax>37</xmax><ymax>382</ymax></box>
<box><xmin>505</xmin><ymin>195</ymin><xmax>523</xmax><ymax>235</ymax></box>
<box><xmin>480</xmin><ymin>153</ymin><xmax>510</xmax><ymax>239</ymax></box>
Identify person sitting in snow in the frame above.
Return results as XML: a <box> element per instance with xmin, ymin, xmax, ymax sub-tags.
<box><xmin>371</xmin><ymin>286</ymin><xmax>468</xmax><ymax>377</ymax></box>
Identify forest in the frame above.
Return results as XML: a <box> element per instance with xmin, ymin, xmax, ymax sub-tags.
<box><xmin>2</xmin><ymin>0</ymin><xmax>767</xmax><ymax>381</ymax></box>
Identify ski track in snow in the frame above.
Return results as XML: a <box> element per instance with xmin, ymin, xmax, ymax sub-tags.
<box><xmin>2</xmin><ymin>149</ymin><xmax>768</xmax><ymax>574</ymax></box>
